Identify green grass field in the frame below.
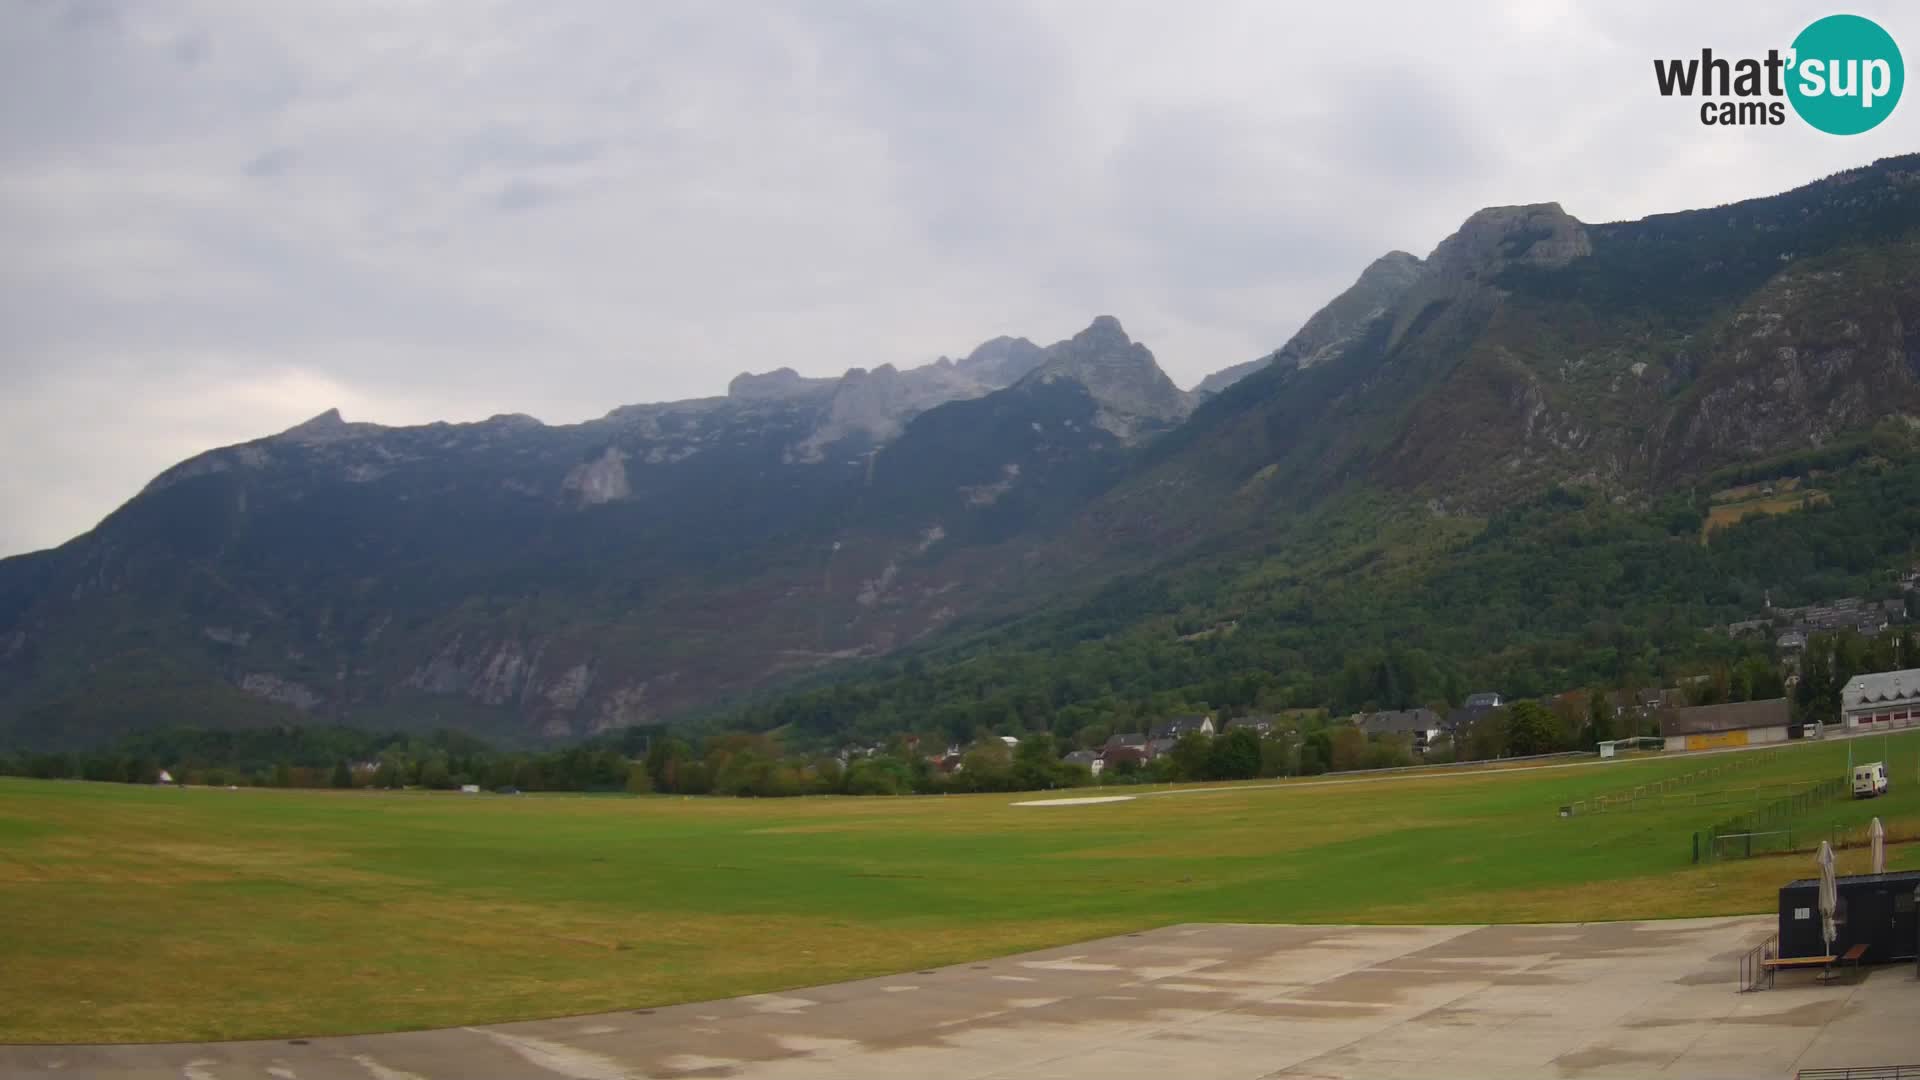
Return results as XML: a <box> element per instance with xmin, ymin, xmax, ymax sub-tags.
<box><xmin>4</xmin><ymin>734</ymin><xmax>1918</xmax><ymax>1043</ymax></box>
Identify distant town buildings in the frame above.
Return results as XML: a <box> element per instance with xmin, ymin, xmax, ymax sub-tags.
<box><xmin>1730</xmin><ymin>593</ymin><xmax>1904</xmax><ymax>649</ymax></box>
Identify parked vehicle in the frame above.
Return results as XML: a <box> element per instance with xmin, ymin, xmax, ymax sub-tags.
<box><xmin>1852</xmin><ymin>761</ymin><xmax>1890</xmax><ymax>798</ymax></box>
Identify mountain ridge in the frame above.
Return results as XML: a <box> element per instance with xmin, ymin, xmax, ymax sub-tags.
<box><xmin>6</xmin><ymin>154</ymin><xmax>1920</xmax><ymax>747</ymax></box>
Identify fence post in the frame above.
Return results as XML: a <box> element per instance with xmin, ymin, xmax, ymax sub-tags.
<box><xmin>1692</xmin><ymin>832</ymin><xmax>1699</xmax><ymax>864</ymax></box>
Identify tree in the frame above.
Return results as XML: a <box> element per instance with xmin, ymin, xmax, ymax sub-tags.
<box><xmin>329</xmin><ymin>760</ymin><xmax>353</xmax><ymax>789</ymax></box>
<box><xmin>624</xmin><ymin>763</ymin><xmax>652</xmax><ymax>794</ymax></box>
<box><xmin>1505</xmin><ymin>700</ymin><xmax>1560</xmax><ymax>757</ymax></box>
<box><xmin>1298</xmin><ymin>731</ymin><xmax>1332</xmax><ymax>775</ymax></box>
<box><xmin>1328</xmin><ymin>726</ymin><xmax>1367</xmax><ymax>772</ymax></box>
<box><xmin>1011</xmin><ymin>734</ymin><xmax>1060</xmax><ymax>790</ymax></box>
<box><xmin>1361</xmin><ymin>734</ymin><xmax>1414</xmax><ymax>770</ymax></box>
<box><xmin>1206</xmin><ymin>729</ymin><xmax>1262</xmax><ymax>780</ymax></box>
<box><xmin>373</xmin><ymin>753</ymin><xmax>408</xmax><ymax>790</ymax></box>
<box><xmin>418</xmin><ymin>754</ymin><xmax>452</xmax><ymax>790</ymax></box>
<box><xmin>1586</xmin><ymin>689</ymin><xmax>1614</xmax><ymax>748</ymax></box>
<box><xmin>646</xmin><ymin>737</ymin><xmax>694</xmax><ymax>792</ymax></box>
<box><xmin>1167</xmin><ymin>733</ymin><xmax>1213</xmax><ymax>781</ymax></box>
<box><xmin>956</xmin><ymin>739</ymin><xmax>1013</xmax><ymax>791</ymax></box>
<box><xmin>1258</xmin><ymin>736</ymin><xmax>1291</xmax><ymax>778</ymax></box>
<box><xmin>844</xmin><ymin>757</ymin><xmax>911</xmax><ymax>795</ymax></box>
<box><xmin>1464</xmin><ymin>709</ymin><xmax>1509</xmax><ymax>760</ymax></box>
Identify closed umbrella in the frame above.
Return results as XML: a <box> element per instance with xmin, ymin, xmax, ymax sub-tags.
<box><xmin>1817</xmin><ymin>840</ymin><xmax>1838</xmax><ymax>955</ymax></box>
<box><xmin>1870</xmin><ymin>817</ymin><xmax>1886</xmax><ymax>875</ymax></box>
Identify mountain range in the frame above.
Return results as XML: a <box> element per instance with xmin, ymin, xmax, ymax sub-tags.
<box><xmin>5</xmin><ymin>154</ymin><xmax>1920</xmax><ymax>747</ymax></box>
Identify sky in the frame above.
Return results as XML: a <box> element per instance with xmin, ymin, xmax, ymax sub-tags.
<box><xmin>2</xmin><ymin>0</ymin><xmax>1916</xmax><ymax>557</ymax></box>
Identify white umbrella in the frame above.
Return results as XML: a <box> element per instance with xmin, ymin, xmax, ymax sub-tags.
<box><xmin>1870</xmin><ymin>817</ymin><xmax>1886</xmax><ymax>875</ymax></box>
<box><xmin>1817</xmin><ymin>840</ymin><xmax>1838</xmax><ymax>955</ymax></box>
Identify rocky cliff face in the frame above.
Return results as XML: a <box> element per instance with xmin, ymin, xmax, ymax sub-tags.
<box><xmin>1276</xmin><ymin>250</ymin><xmax>1428</xmax><ymax>371</ymax></box>
<box><xmin>792</xmin><ymin>342</ymin><xmax>1043</xmax><ymax>461</ymax></box>
<box><xmin>1192</xmin><ymin>249</ymin><xmax>1429</xmax><ymax>399</ymax></box>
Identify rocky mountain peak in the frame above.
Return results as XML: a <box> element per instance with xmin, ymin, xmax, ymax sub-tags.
<box><xmin>954</xmin><ymin>336</ymin><xmax>1045</xmax><ymax>385</ymax></box>
<box><xmin>1427</xmin><ymin>202</ymin><xmax>1591</xmax><ymax>280</ymax></box>
<box><xmin>727</xmin><ymin>367</ymin><xmax>838</xmax><ymax>402</ymax></box>
<box><xmin>1361</xmin><ymin>250</ymin><xmax>1425</xmax><ymax>286</ymax></box>
<box><xmin>276</xmin><ymin>408</ymin><xmax>377</xmax><ymax>446</ymax></box>
<box><xmin>1023</xmin><ymin>317</ymin><xmax>1191</xmax><ymax>440</ymax></box>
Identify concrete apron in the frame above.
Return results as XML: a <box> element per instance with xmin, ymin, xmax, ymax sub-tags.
<box><xmin>6</xmin><ymin>916</ymin><xmax>1918</xmax><ymax>1079</ymax></box>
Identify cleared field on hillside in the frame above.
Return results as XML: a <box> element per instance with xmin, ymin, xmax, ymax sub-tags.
<box><xmin>2</xmin><ymin>735</ymin><xmax>1917</xmax><ymax>1043</ymax></box>
<box><xmin>1702</xmin><ymin>481</ymin><xmax>1829</xmax><ymax>539</ymax></box>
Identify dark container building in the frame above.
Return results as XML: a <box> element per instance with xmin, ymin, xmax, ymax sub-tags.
<box><xmin>1778</xmin><ymin>870</ymin><xmax>1920</xmax><ymax>962</ymax></box>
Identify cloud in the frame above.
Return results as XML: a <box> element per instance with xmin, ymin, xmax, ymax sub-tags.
<box><xmin>243</xmin><ymin>146</ymin><xmax>298</xmax><ymax>178</ymax></box>
<box><xmin>2</xmin><ymin>0</ymin><xmax>1918</xmax><ymax>554</ymax></box>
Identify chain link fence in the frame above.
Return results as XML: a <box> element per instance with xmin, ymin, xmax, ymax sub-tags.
<box><xmin>1691</xmin><ymin>775</ymin><xmax>1849</xmax><ymax>863</ymax></box>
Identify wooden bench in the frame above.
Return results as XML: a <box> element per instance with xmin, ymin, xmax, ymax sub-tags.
<box><xmin>1763</xmin><ymin>955</ymin><xmax>1837</xmax><ymax>969</ymax></box>
<box><xmin>1763</xmin><ymin>947</ymin><xmax>1868</xmax><ymax>984</ymax></box>
<box><xmin>1835</xmin><ymin>943</ymin><xmax>1869</xmax><ymax>981</ymax></box>
<box><xmin>1765</xmin><ymin>954</ymin><xmax>1838</xmax><ymax>983</ymax></box>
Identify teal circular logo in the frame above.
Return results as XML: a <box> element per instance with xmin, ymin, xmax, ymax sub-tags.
<box><xmin>1788</xmin><ymin>14</ymin><xmax>1903</xmax><ymax>135</ymax></box>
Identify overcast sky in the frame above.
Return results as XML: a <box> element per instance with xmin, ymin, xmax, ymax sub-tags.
<box><xmin>2</xmin><ymin>0</ymin><xmax>1916</xmax><ymax>556</ymax></box>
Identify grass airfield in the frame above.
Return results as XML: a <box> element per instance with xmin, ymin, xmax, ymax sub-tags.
<box><xmin>2</xmin><ymin>733</ymin><xmax>1916</xmax><ymax>1043</ymax></box>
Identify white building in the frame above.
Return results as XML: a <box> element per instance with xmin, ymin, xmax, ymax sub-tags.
<box><xmin>1841</xmin><ymin>669</ymin><xmax>1920</xmax><ymax>733</ymax></box>
<box><xmin>1061</xmin><ymin>750</ymin><xmax>1104</xmax><ymax>776</ymax></box>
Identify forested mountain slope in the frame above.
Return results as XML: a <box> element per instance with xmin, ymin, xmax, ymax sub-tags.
<box><xmin>5</xmin><ymin>155</ymin><xmax>1920</xmax><ymax>747</ymax></box>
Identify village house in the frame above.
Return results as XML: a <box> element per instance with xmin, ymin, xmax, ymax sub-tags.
<box><xmin>1062</xmin><ymin>750</ymin><xmax>1104</xmax><ymax>776</ymax></box>
<box><xmin>1445</xmin><ymin>692</ymin><xmax>1505</xmax><ymax>739</ymax></box>
<box><xmin>1224</xmin><ymin>716</ymin><xmax>1276</xmax><ymax>737</ymax></box>
<box><xmin>1355</xmin><ymin>708</ymin><xmax>1444</xmax><ymax>753</ymax></box>
<box><xmin>1149</xmin><ymin>715</ymin><xmax>1216</xmax><ymax>740</ymax></box>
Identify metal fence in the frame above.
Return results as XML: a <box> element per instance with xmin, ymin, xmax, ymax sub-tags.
<box><xmin>1564</xmin><ymin>750</ymin><xmax>1774</xmax><ymax>817</ymax></box>
<box><xmin>1797</xmin><ymin>1068</ymin><xmax>1920</xmax><ymax>1079</ymax></box>
<box><xmin>1739</xmin><ymin>932</ymin><xmax>1779</xmax><ymax>992</ymax></box>
<box><xmin>1692</xmin><ymin>775</ymin><xmax>1849</xmax><ymax>863</ymax></box>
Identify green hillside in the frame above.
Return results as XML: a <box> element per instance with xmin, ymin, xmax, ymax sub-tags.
<box><xmin>723</xmin><ymin>438</ymin><xmax>1920</xmax><ymax>744</ymax></box>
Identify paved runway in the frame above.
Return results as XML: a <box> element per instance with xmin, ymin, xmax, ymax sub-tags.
<box><xmin>7</xmin><ymin>917</ymin><xmax>1918</xmax><ymax>1079</ymax></box>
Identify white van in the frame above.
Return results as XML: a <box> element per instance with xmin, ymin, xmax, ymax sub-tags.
<box><xmin>1852</xmin><ymin>761</ymin><xmax>1890</xmax><ymax>798</ymax></box>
